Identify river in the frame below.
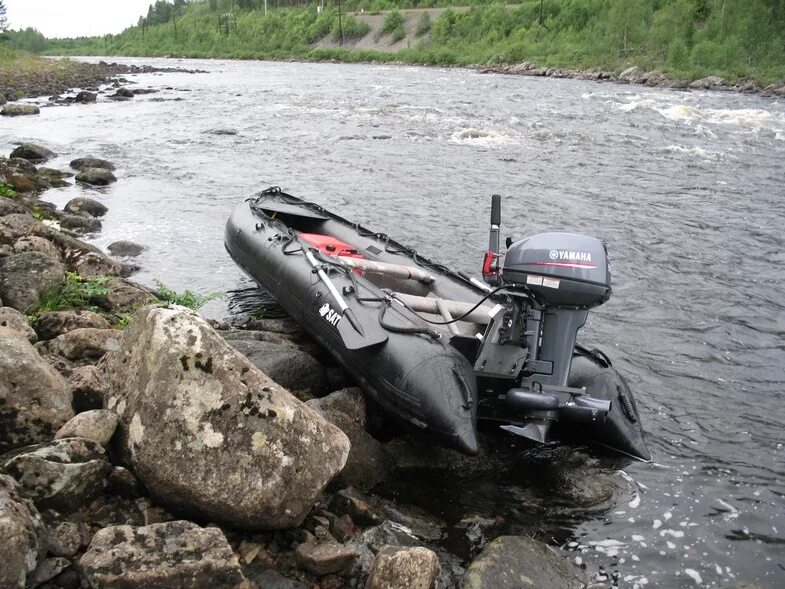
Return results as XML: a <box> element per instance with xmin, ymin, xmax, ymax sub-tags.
<box><xmin>2</xmin><ymin>57</ymin><xmax>784</xmax><ymax>588</ymax></box>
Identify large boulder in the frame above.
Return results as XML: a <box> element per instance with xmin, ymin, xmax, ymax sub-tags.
<box><xmin>103</xmin><ymin>305</ymin><xmax>350</xmax><ymax>529</ymax></box>
<box><xmin>64</xmin><ymin>196</ymin><xmax>108</xmax><ymax>218</ymax></box>
<box><xmin>0</xmin><ymin>328</ymin><xmax>73</xmax><ymax>453</ymax></box>
<box><xmin>68</xmin><ymin>365</ymin><xmax>108</xmax><ymax>412</ymax></box>
<box><xmin>77</xmin><ymin>521</ymin><xmax>245</xmax><ymax>588</ymax></box>
<box><xmin>34</xmin><ymin>309</ymin><xmax>110</xmax><ymax>340</ymax></box>
<box><xmin>108</xmin><ymin>240</ymin><xmax>145</xmax><ymax>257</ymax></box>
<box><xmin>0</xmin><ymin>306</ymin><xmax>37</xmax><ymax>342</ymax></box>
<box><xmin>75</xmin><ymin>91</ymin><xmax>97</xmax><ymax>104</ymax></box>
<box><xmin>1</xmin><ymin>437</ymin><xmax>111</xmax><ymax>512</ymax></box>
<box><xmin>72</xmin><ymin>250</ymin><xmax>123</xmax><ymax>277</ymax></box>
<box><xmin>0</xmin><ymin>251</ymin><xmax>65</xmax><ymax>312</ymax></box>
<box><xmin>90</xmin><ymin>277</ymin><xmax>157</xmax><ymax>316</ymax></box>
<box><xmin>59</xmin><ymin>213</ymin><xmax>102</xmax><ymax>234</ymax></box>
<box><xmin>1</xmin><ymin>104</ymin><xmax>40</xmax><ymax>117</ymax></box>
<box><xmin>76</xmin><ymin>168</ymin><xmax>117</xmax><ymax>186</ymax></box>
<box><xmin>37</xmin><ymin>327</ymin><xmax>121</xmax><ymax>362</ymax></box>
<box><xmin>461</xmin><ymin>536</ymin><xmax>584</xmax><ymax>589</ymax></box>
<box><xmin>294</xmin><ymin>541</ymin><xmax>360</xmax><ymax>575</ymax></box>
<box><xmin>0</xmin><ymin>213</ymin><xmax>37</xmax><ymax>246</ymax></box>
<box><xmin>0</xmin><ymin>475</ymin><xmax>47</xmax><ymax>589</ymax></box>
<box><xmin>55</xmin><ymin>409</ymin><xmax>119</xmax><ymax>447</ymax></box>
<box><xmin>12</xmin><ymin>235</ymin><xmax>62</xmax><ymax>261</ymax></box>
<box><xmin>70</xmin><ymin>157</ymin><xmax>116</xmax><ymax>172</ymax></box>
<box><xmin>10</xmin><ymin>143</ymin><xmax>55</xmax><ymax>163</ymax></box>
<box><xmin>366</xmin><ymin>545</ymin><xmax>440</xmax><ymax>589</ymax></box>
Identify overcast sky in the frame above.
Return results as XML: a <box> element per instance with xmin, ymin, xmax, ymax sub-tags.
<box><xmin>5</xmin><ymin>0</ymin><xmax>154</xmax><ymax>38</ymax></box>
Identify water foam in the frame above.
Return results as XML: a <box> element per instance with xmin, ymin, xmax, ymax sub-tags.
<box><xmin>449</xmin><ymin>128</ymin><xmax>514</xmax><ymax>147</ymax></box>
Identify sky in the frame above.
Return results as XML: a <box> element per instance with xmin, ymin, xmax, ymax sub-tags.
<box><xmin>4</xmin><ymin>0</ymin><xmax>154</xmax><ymax>38</ymax></box>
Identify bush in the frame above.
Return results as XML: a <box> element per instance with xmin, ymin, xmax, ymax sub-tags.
<box><xmin>332</xmin><ymin>15</ymin><xmax>371</xmax><ymax>41</ymax></box>
<box><xmin>31</xmin><ymin>273</ymin><xmax>111</xmax><ymax>316</ymax></box>
<box><xmin>415</xmin><ymin>12</ymin><xmax>432</xmax><ymax>37</ymax></box>
<box><xmin>154</xmin><ymin>279</ymin><xmax>223</xmax><ymax>310</ymax></box>
<box><xmin>382</xmin><ymin>9</ymin><xmax>404</xmax><ymax>35</ymax></box>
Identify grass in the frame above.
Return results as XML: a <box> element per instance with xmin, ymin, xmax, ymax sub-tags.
<box><xmin>0</xmin><ymin>181</ymin><xmax>18</xmax><ymax>199</ymax></box>
<box><xmin>29</xmin><ymin>272</ymin><xmax>112</xmax><ymax>316</ymax></box>
<box><xmin>154</xmin><ymin>279</ymin><xmax>223</xmax><ymax>310</ymax></box>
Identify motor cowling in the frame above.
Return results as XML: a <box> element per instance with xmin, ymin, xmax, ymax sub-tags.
<box><xmin>502</xmin><ymin>232</ymin><xmax>611</xmax><ymax>308</ymax></box>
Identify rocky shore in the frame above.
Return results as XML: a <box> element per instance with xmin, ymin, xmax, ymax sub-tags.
<box><xmin>1</xmin><ymin>141</ymin><xmax>635</xmax><ymax>588</ymax></box>
<box><xmin>479</xmin><ymin>62</ymin><xmax>785</xmax><ymax>98</ymax></box>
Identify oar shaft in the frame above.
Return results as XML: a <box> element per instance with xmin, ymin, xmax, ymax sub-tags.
<box><xmin>305</xmin><ymin>250</ymin><xmax>349</xmax><ymax>312</ymax></box>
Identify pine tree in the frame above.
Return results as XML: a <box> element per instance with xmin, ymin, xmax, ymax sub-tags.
<box><xmin>0</xmin><ymin>1</ymin><xmax>9</xmax><ymax>33</ymax></box>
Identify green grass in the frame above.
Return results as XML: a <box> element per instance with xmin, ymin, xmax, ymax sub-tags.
<box><xmin>154</xmin><ymin>279</ymin><xmax>223</xmax><ymax>310</ymax></box>
<box><xmin>29</xmin><ymin>272</ymin><xmax>112</xmax><ymax>316</ymax></box>
<box><xmin>0</xmin><ymin>181</ymin><xmax>18</xmax><ymax>199</ymax></box>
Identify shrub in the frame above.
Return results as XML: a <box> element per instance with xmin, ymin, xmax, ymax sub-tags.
<box><xmin>415</xmin><ymin>12</ymin><xmax>432</xmax><ymax>37</ymax></box>
<box><xmin>332</xmin><ymin>16</ymin><xmax>371</xmax><ymax>41</ymax></box>
<box><xmin>154</xmin><ymin>279</ymin><xmax>223</xmax><ymax>310</ymax></box>
<box><xmin>0</xmin><ymin>181</ymin><xmax>18</xmax><ymax>199</ymax></box>
<box><xmin>382</xmin><ymin>9</ymin><xmax>404</xmax><ymax>35</ymax></box>
<box><xmin>31</xmin><ymin>272</ymin><xmax>111</xmax><ymax>315</ymax></box>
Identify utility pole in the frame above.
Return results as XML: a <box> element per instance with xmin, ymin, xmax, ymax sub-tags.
<box><xmin>264</xmin><ymin>0</ymin><xmax>267</xmax><ymax>16</ymax></box>
<box><xmin>338</xmin><ymin>0</ymin><xmax>343</xmax><ymax>46</ymax></box>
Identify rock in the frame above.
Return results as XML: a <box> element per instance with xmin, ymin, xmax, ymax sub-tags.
<box><xmin>112</xmin><ymin>87</ymin><xmax>135</xmax><ymax>99</ymax></box>
<box><xmin>1</xmin><ymin>104</ymin><xmax>40</xmax><ymax>117</ymax></box>
<box><xmin>307</xmin><ymin>387</ymin><xmax>366</xmax><ymax>426</ymax></box>
<box><xmin>75</xmin><ymin>167</ymin><xmax>117</xmax><ymax>186</ymax></box>
<box><xmin>226</xmin><ymin>339</ymin><xmax>328</xmax><ymax>397</ymax></box>
<box><xmin>0</xmin><ymin>328</ymin><xmax>73</xmax><ymax>453</ymax></box>
<box><xmin>1</xmin><ymin>437</ymin><xmax>111</xmax><ymax>512</ymax></box>
<box><xmin>360</xmin><ymin>520</ymin><xmax>422</xmax><ymax>554</ymax></box>
<box><xmin>47</xmin><ymin>521</ymin><xmax>83</xmax><ymax>558</ymax></box>
<box><xmin>329</xmin><ymin>488</ymin><xmax>383</xmax><ymax>527</ymax></box>
<box><xmin>689</xmin><ymin>75</ymin><xmax>725</xmax><ymax>89</ymax></box>
<box><xmin>0</xmin><ymin>306</ymin><xmax>37</xmax><ymax>342</ymax></box>
<box><xmin>0</xmin><ymin>252</ymin><xmax>65</xmax><ymax>313</ymax></box>
<box><xmin>243</xmin><ymin>568</ymin><xmax>309</xmax><ymax>589</ymax></box>
<box><xmin>104</xmin><ymin>305</ymin><xmax>350</xmax><ymax>529</ymax></box>
<box><xmin>90</xmin><ymin>277</ymin><xmax>156</xmax><ymax>316</ymax></box>
<box><xmin>294</xmin><ymin>542</ymin><xmax>359</xmax><ymax>576</ymax></box>
<box><xmin>34</xmin><ymin>309</ymin><xmax>110</xmax><ymax>340</ymax></box>
<box><xmin>618</xmin><ymin>66</ymin><xmax>643</xmax><ymax>82</ymax></box>
<box><xmin>68</xmin><ymin>365</ymin><xmax>108</xmax><ymax>412</ymax></box>
<box><xmin>107</xmin><ymin>240</ymin><xmax>145</xmax><ymax>257</ymax></box>
<box><xmin>64</xmin><ymin>196</ymin><xmax>108</xmax><ymax>218</ymax></box>
<box><xmin>75</xmin><ymin>91</ymin><xmax>97</xmax><ymax>103</ymax></box>
<box><xmin>59</xmin><ymin>213</ymin><xmax>102</xmax><ymax>234</ymax></box>
<box><xmin>69</xmin><ymin>157</ymin><xmax>116</xmax><ymax>172</ymax></box>
<box><xmin>55</xmin><ymin>410</ymin><xmax>119</xmax><ymax>447</ymax></box>
<box><xmin>10</xmin><ymin>143</ymin><xmax>55</xmax><ymax>163</ymax></box>
<box><xmin>461</xmin><ymin>536</ymin><xmax>584</xmax><ymax>589</ymax></box>
<box><xmin>38</xmin><ymin>327</ymin><xmax>122</xmax><ymax>362</ymax></box>
<box><xmin>27</xmin><ymin>556</ymin><xmax>70</xmax><ymax>587</ymax></box>
<box><xmin>205</xmin><ymin>128</ymin><xmax>239</xmax><ymax>135</ymax></box>
<box><xmin>0</xmin><ymin>213</ymin><xmax>37</xmax><ymax>245</ymax></box>
<box><xmin>106</xmin><ymin>465</ymin><xmax>144</xmax><ymax>498</ymax></box>
<box><xmin>366</xmin><ymin>545</ymin><xmax>440</xmax><ymax>589</ymax></box>
<box><xmin>77</xmin><ymin>521</ymin><xmax>245</xmax><ymax>588</ymax></box>
<box><xmin>73</xmin><ymin>250</ymin><xmax>123</xmax><ymax>277</ymax></box>
<box><xmin>0</xmin><ymin>198</ymin><xmax>27</xmax><ymax>216</ymax></box>
<box><xmin>13</xmin><ymin>235</ymin><xmax>62</xmax><ymax>261</ymax></box>
<box><xmin>0</xmin><ymin>475</ymin><xmax>47</xmax><ymax>589</ymax></box>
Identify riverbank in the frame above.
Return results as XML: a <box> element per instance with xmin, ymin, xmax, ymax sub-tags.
<box><xmin>0</xmin><ymin>138</ymin><xmax>635</xmax><ymax>587</ymax></box>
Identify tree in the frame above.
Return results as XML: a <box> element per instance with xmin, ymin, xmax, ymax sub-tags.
<box><xmin>0</xmin><ymin>0</ymin><xmax>9</xmax><ymax>33</ymax></box>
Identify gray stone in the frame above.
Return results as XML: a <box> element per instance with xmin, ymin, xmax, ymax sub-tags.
<box><xmin>0</xmin><ymin>251</ymin><xmax>65</xmax><ymax>312</ymax></box>
<box><xmin>112</xmin><ymin>87</ymin><xmax>135</xmax><ymax>99</ymax></box>
<box><xmin>108</xmin><ymin>240</ymin><xmax>145</xmax><ymax>257</ymax></box>
<box><xmin>360</xmin><ymin>520</ymin><xmax>422</xmax><ymax>554</ymax></box>
<box><xmin>75</xmin><ymin>91</ymin><xmax>97</xmax><ymax>103</ymax></box>
<box><xmin>0</xmin><ymin>213</ymin><xmax>37</xmax><ymax>246</ymax></box>
<box><xmin>12</xmin><ymin>235</ymin><xmax>62</xmax><ymax>261</ymax></box>
<box><xmin>461</xmin><ymin>536</ymin><xmax>585</xmax><ymax>589</ymax></box>
<box><xmin>243</xmin><ymin>568</ymin><xmax>309</xmax><ymax>589</ymax></box>
<box><xmin>55</xmin><ymin>410</ymin><xmax>119</xmax><ymax>447</ymax></box>
<box><xmin>1</xmin><ymin>437</ymin><xmax>111</xmax><ymax>512</ymax></box>
<box><xmin>366</xmin><ymin>545</ymin><xmax>440</xmax><ymax>589</ymax></box>
<box><xmin>27</xmin><ymin>556</ymin><xmax>70</xmax><ymax>587</ymax></box>
<box><xmin>0</xmin><ymin>306</ymin><xmax>37</xmax><ymax>342</ymax></box>
<box><xmin>618</xmin><ymin>66</ymin><xmax>644</xmax><ymax>82</ymax></box>
<box><xmin>0</xmin><ymin>474</ymin><xmax>47</xmax><ymax>589</ymax></box>
<box><xmin>77</xmin><ymin>521</ymin><xmax>245</xmax><ymax>588</ymax></box>
<box><xmin>329</xmin><ymin>488</ymin><xmax>383</xmax><ymax>527</ymax></box>
<box><xmin>75</xmin><ymin>168</ymin><xmax>116</xmax><ymax>186</ymax></box>
<box><xmin>10</xmin><ymin>143</ymin><xmax>55</xmax><ymax>163</ymax></box>
<box><xmin>72</xmin><ymin>251</ymin><xmax>123</xmax><ymax>277</ymax></box>
<box><xmin>69</xmin><ymin>157</ymin><xmax>116</xmax><ymax>172</ymax></box>
<box><xmin>47</xmin><ymin>521</ymin><xmax>83</xmax><ymax>558</ymax></box>
<box><xmin>38</xmin><ymin>327</ymin><xmax>122</xmax><ymax>362</ymax></box>
<box><xmin>68</xmin><ymin>365</ymin><xmax>108</xmax><ymax>412</ymax></box>
<box><xmin>89</xmin><ymin>277</ymin><xmax>156</xmax><ymax>316</ymax></box>
<box><xmin>103</xmin><ymin>305</ymin><xmax>350</xmax><ymax>530</ymax></box>
<box><xmin>1</xmin><ymin>104</ymin><xmax>40</xmax><ymax>117</ymax></box>
<box><xmin>0</xmin><ymin>328</ymin><xmax>72</xmax><ymax>453</ymax></box>
<box><xmin>294</xmin><ymin>542</ymin><xmax>359</xmax><ymax>575</ymax></box>
<box><xmin>689</xmin><ymin>75</ymin><xmax>725</xmax><ymax>89</ymax></box>
<box><xmin>59</xmin><ymin>213</ymin><xmax>102</xmax><ymax>234</ymax></box>
<box><xmin>34</xmin><ymin>309</ymin><xmax>110</xmax><ymax>340</ymax></box>
<box><xmin>64</xmin><ymin>197</ymin><xmax>108</xmax><ymax>218</ymax></box>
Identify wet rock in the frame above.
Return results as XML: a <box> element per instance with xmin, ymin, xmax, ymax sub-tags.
<box><xmin>1</xmin><ymin>437</ymin><xmax>111</xmax><ymax>512</ymax></box>
<box><xmin>366</xmin><ymin>545</ymin><xmax>440</xmax><ymax>589</ymax></box>
<box><xmin>4</xmin><ymin>172</ymin><xmax>40</xmax><ymax>194</ymax></box>
<box><xmin>108</xmin><ymin>240</ymin><xmax>145</xmax><ymax>257</ymax></box>
<box><xmin>13</xmin><ymin>235</ymin><xmax>62</xmax><ymax>261</ymax></box>
<box><xmin>111</xmin><ymin>87</ymin><xmax>135</xmax><ymax>99</ymax></box>
<box><xmin>64</xmin><ymin>196</ymin><xmax>108</xmax><ymax>218</ymax></box>
<box><xmin>226</xmin><ymin>338</ymin><xmax>328</xmax><ymax>398</ymax></box>
<box><xmin>0</xmin><ymin>306</ymin><xmax>37</xmax><ymax>342</ymax></box>
<box><xmin>55</xmin><ymin>409</ymin><xmax>119</xmax><ymax>447</ymax></box>
<box><xmin>10</xmin><ymin>143</ymin><xmax>55</xmax><ymax>163</ymax></box>
<box><xmin>47</xmin><ymin>521</ymin><xmax>83</xmax><ymax>558</ymax></box>
<box><xmin>618</xmin><ymin>66</ymin><xmax>644</xmax><ymax>82</ymax></box>
<box><xmin>27</xmin><ymin>556</ymin><xmax>70</xmax><ymax>587</ymax></box>
<box><xmin>68</xmin><ymin>365</ymin><xmax>108</xmax><ymax>412</ymax></box>
<box><xmin>69</xmin><ymin>157</ymin><xmax>116</xmax><ymax>172</ymax></box>
<box><xmin>1</xmin><ymin>104</ymin><xmax>40</xmax><ymax>116</ymax></box>
<box><xmin>0</xmin><ymin>198</ymin><xmax>27</xmax><ymax>216</ymax></box>
<box><xmin>0</xmin><ymin>474</ymin><xmax>47</xmax><ymax>589</ymax></box>
<box><xmin>77</xmin><ymin>521</ymin><xmax>245</xmax><ymax>588</ymax></box>
<box><xmin>104</xmin><ymin>305</ymin><xmax>350</xmax><ymax>529</ymax></box>
<box><xmin>0</xmin><ymin>328</ymin><xmax>72</xmax><ymax>453</ymax></box>
<box><xmin>75</xmin><ymin>167</ymin><xmax>117</xmax><ymax>186</ymax></box>
<box><xmin>243</xmin><ymin>568</ymin><xmax>309</xmax><ymax>589</ymax></box>
<box><xmin>34</xmin><ymin>309</ymin><xmax>110</xmax><ymax>340</ymax></box>
<box><xmin>59</xmin><ymin>213</ymin><xmax>102</xmax><ymax>234</ymax></box>
<box><xmin>329</xmin><ymin>488</ymin><xmax>383</xmax><ymax>527</ymax></box>
<box><xmin>307</xmin><ymin>388</ymin><xmax>392</xmax><ymax>491</ymax></box>
<box><xmin>0</xmin><ymin>251</ymin><xmax>65</xmax><ymax>312</ymax></box>
<box><xmin>75</xmin><ymin>91</ymin><xmax>97</xmax><ymax>103</ymax></box>
<box><xmin>360</xmin><ymin>520</ymin><xmax>422</xmax><ymax>554</ymax></box>
<box><xmin>294</xmin><ymin>542</ymin><xmax>359</xmax><ymax>575</ymax></box>
<box><xmin>38</xmin><ymin>327</ymin><xmax>121</xmax><ymax>362</ymax></box>
<box><xmin>689</xmin><ymin>75</ymin><xmax>725</xmax><ymax>89</ymax></box>
<box><xmin>73</xmin><ymin>250</ymin><xmax>123</xmax><ymax>277</ymax></box>
<box><xmin>205</xmin><ymin>128</ymin><xmax>239</xmax><ymax>135</ymax></box>
<box><xmin>0</xmin><ymin>213</ymin><xmax>37</xmax><ymax>245</ymax></box>
<box><xmin>461</xmin><ymin>536</ymin><xmax>584</xmax><ymax>589</ymax></box>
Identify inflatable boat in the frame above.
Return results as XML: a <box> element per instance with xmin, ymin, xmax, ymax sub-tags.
<box><xmin>225</xmin><ymin>187</ymin><xmax>650</xmax><ymax>461</ymax></box>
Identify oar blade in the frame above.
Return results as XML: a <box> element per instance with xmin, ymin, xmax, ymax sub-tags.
<box><xmin>337</xmin><ymin>309</ymin><xmax>388</xmax><ymax>350</ymax></box>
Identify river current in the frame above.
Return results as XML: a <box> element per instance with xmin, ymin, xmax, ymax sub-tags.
<box><xmin>3</xmin><ymin>58</ymin><xmax>784</xmax><ymax>588</ymax></box>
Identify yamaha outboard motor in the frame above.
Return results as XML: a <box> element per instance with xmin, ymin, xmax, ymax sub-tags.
<box><xmin>475</xmin><ymin>195</ymin><xmax>649</xmax><ymax>460</ymax></box>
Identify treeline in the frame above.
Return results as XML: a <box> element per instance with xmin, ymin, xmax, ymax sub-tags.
<box><xmin>24</xmin><ymin>0</ymin><xmax>785</xmax><ymax>83</ymax></box>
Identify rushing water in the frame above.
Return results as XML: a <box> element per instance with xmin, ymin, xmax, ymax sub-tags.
<box><xmin>3</xmin><ymin>57</ymin><xmax>784</xmax><ymax>588</ymax></box>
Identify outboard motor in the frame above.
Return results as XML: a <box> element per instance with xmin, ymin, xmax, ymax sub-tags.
<box><xmin>476</xmin><ymin>196</ymin><xmax>618</xmax><ymax>447</ymax></box>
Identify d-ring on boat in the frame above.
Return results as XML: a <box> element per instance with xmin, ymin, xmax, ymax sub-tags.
<box><xmin>225</xmin><ymin>187</ymin><xmax>650</xmax><ymax>461</ymax></box>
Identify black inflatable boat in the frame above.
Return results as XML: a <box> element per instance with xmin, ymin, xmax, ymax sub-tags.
<box><xmin>225</xmin><ymin>187</ymin><xmax>650</xmax><ymax>461</ymax></box>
